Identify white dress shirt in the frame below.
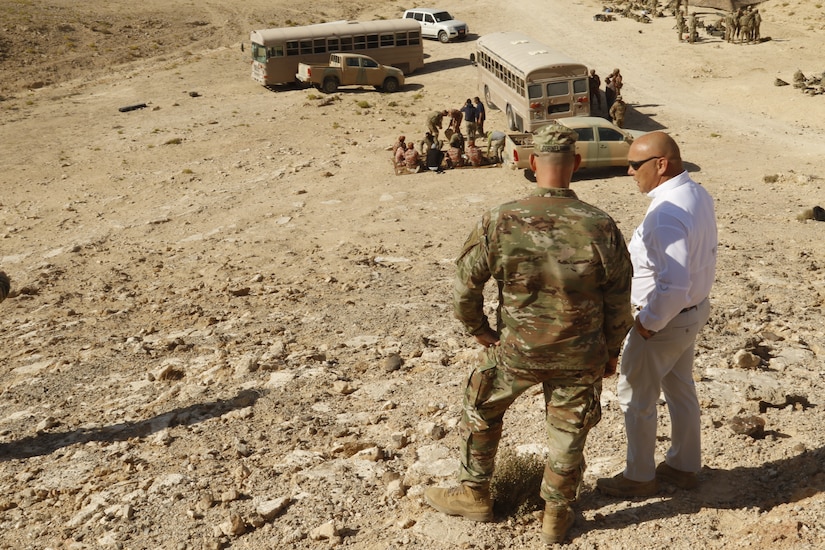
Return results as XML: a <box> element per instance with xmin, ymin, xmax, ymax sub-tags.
<box><xmin>629</xmin><ymin>171</ymin><xmax>717</xmax><ymax>332</ymax></box>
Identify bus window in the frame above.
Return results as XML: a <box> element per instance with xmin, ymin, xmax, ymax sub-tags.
<box><xmin>313</xmin><ymin>38</ymin><xmax>325</xmax><ymax>54</ymax></box>
<box><xmin>328</xmin><ymin>38</ymin><xmax>339</xmax><ymax>51</ymax></box>
<box><xmin>251</xmin><ymin>43</ymin><xmax>267</xmax><ymax>62</ymax></box>
<box><xmin>286</xmin><ymin>40</ymin><xmax>299</xmax><ymax>56</ymax></box>
<box><xmin>341</xmin><ymin>37</ymin><xmax>353</xmax><ymax>51</ymax></box>
<box><xmin>409</xmin><ymin>31</ymin><xmax>420</xmax><ymax>44</ymax></box>
<box><xmin>270</xmin><ymin>45</ymin><xmax>283</xmax><ymax>57</ymax></box>
<box><xmin>547</xmin><ymin>81</ymin><xmax>569</xmax><ymax>97</ymax></box>
<box><xmin>396</xmin><ymin>32</ymin><xmax>408</xmax><ymax>46</ymax></box>
<box><xmin>548</xmin><ymin>103</ymin><xmax>571</xmax><ymax>114</ymax></box>
<box><xmin>573</xmin><ymin>78</ymin><xmax>588</xmax><ymax>94</ymax></box>
<box><xmin>300</xmin><ymin>40</ymin><xmax>313</xmax><ymax>54</ymax></box>
<box><xmin>380</xmin><ymin>34</ymin><xmax>394</xmax><ymax>47</ymax></box>
<box><xmin>354</xmin><ymin>35</ymin><xmax>366</xmax><ymax>49</ymax></box>
<box><xmin>366</xmin><ymin>34</ymin><xmax>379</xmax><ymax>49</ymax></box>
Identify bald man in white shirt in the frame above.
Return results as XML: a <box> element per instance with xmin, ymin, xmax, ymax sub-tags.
<box><xmin>597</xmin><ymin>131</ymin><xmax>717</xmax><ymax>497</ymax></box>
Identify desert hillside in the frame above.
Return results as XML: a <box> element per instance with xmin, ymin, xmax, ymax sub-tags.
<box><xmin>1</xmin><ymin>1</ymin><xmax>825</xmax><ymax>549</ymax></box>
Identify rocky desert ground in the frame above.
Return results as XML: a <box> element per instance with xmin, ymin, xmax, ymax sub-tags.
<box><xmin>2</xmin><ymin>0</ymin><xmax>825</xmax><ymax>548</ymax></box>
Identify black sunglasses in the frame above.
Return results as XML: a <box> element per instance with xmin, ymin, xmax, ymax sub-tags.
<box><xmin>627</xmin><ymin>156</ymin><xmax>661</xmax><ymax>170</ymax></box>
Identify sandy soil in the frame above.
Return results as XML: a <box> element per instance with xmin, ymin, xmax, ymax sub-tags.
<box><xmin>1</xmin><ymin>0</ymin><xmax>825</xmax><ymax>548</ymax></box>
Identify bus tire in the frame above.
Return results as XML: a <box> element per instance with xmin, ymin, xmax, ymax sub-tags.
<box><xmin>438</xmin><ymin>31</ymin><xmax>450</xmax><ymax>43</ymax></box>
<box><xmin>506</xmin><ymin>104</ymin><xmax>517</xmax><ymax>131</ymax></box>
<box><xmin>382</xmin><ymin>77</ymin><xmax>400</xmax><ymax>93</ymax></box>
<box><xmin>484</xmin><ymin>85</ymin><xmax>497</xmax><ymax>110</ymax></box>
<box><xmin>322</xmin><ymin>77</ymin><xmax>339</xmax><ymax>94</ymax></box>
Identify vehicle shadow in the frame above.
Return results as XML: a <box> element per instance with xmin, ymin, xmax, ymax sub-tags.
<box><xmin>415</xmin><ymin>57</ymin><xmax>475</xmax><ymax>75</ymax></box>
<box><xmin>588</xmin><ymin>105</ymin><xmax>668</xmax><ymax>133</ymax></box>
<box><xmin>575</xmin><ymin>444</ymin><xmax>825</xmax><ymax>535</ymax></box>
<box><xmin>0</xmin><ymin>388</ymin><xmax>263</xmax><ymax>461</ymax></box>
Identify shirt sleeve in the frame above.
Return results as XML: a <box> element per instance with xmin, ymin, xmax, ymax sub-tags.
<box><xmin>453</xmin><ymin>213</ymin><xmax>493</xmax><ymax>335</ymax></box>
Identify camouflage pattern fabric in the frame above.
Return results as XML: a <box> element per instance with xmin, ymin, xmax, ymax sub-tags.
<box><xmin>452</xmin><ymin>187</ymin><xmax>633</xmax><ymax>504</ymax></box>
<box><xmin>453</xmin><ymin>187</ymin><xmax>633</xmax><ymax>372</ymax></box>
<box><xmin>458</xmin><ymin>351</ymin><xmax>604</xmax><ymax>505</ymax></box>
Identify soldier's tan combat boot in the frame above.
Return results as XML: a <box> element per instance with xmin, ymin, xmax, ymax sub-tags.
<box><xmin>540</xmin><ymin>503</ymin><xmax>574</xmax><ymax>544</ymax></box>
<box><xmin>424</xmin><ymin>484</ymin><xmax>493</xmax><ymax>522</ymax></box>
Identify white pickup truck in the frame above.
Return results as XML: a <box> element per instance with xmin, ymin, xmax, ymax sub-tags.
<box><xmin>502</xmin><ymin>117</ymin><xmax>646</xmax><ymax>171</ymax></box>
<box><xmin>296</xmin><ymin>53</ymin><xmax>405</xmax><ymax>94</ymax></box>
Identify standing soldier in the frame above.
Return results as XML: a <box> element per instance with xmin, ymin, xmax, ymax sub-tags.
<box><xmin>460</xmin><ymin>98</ymin><xmax>478</xmax><ymax>141</ymax></box>
<box><xmin>752</xmin><ymin>9</ymin><xmax>762</xmax><ymax>42</ymax></box>
<box><xmin>687</xmin><ymin>12</ymin><xmax>697</xmax><ymax>44</ymax></box>
<box><xmin>473</xmin><ymin>97</ymin><xmax>486</xmax><ymax>136</ymax></box>
<box><xmin>589</xmin><ymin>69</ymin><xmax>602</xmax><ymax>111</ymax></box>
<box><xmin>424</xmin><ymin>123</ymin><xmax>633</xmax><ymax>544</ymax></box>
<box><xmin>739</xmin><ymin>8</ymin><xmax>754</xmax><ymax>44</ymax></box>
<box><xmin>676</xmin><ymin>9</ymin><xmax>685</xmax><ymax>42</ymax></box>
<box><xmin>609</xmin><ymin>95</ymin><xmax>627</xmax><ymax>129</ymax></box>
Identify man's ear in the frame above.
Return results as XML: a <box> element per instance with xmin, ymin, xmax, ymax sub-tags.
<box><xmin>573</xmin><ymin>153</ymin><xmax>582</xmax><ymax>172</ymax></box>
<box><xmin>528</xmin><ymin>153</ymin><xmax>538</xmax><ymax>172</ymax></box>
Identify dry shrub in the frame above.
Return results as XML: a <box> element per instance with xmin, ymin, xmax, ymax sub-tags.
<box><xmin>490</xmin><ymin>448</ymin><xmax>545</xmax><ymax>517</ymax></box>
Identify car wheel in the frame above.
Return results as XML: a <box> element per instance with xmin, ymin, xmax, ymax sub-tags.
<box><xmin>484</xmin><ymin>85</ymin><xmax>497</xmax><ymax>110</ymax></box>
<box><xmin>382</xmin><ymin>77</ymin><xmax>400</xmax><ymax>93</ymax></box>
<box><xmin>438</xmin><ymin>31</ymin><xmax>449</xmax><ymax>43</ymax></box>
<box><xmin>506</xmin><ymin>104</ymin><xmax>517</xmax><ymax>131</ymax></box>
<box><xmin>322</xmin><ymin>77</ymin><xmax>339</xmax><ymax>94</ymax></box>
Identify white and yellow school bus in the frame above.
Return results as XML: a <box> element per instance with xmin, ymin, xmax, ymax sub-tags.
<box><xmin>473</xmin><ymin>32</ymin><xmax>590</xmax><ymax>132</ymax></box>
<box><xmin>250</xmin><ymin>19</ymin><xmax>424</xmax><ymax>86</ymax></box>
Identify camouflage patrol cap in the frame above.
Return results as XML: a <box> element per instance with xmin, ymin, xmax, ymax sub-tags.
<box><xmin>532</xmin><ymin>122</ymin><xmax>579</xmax><ymax>153</ymax></box>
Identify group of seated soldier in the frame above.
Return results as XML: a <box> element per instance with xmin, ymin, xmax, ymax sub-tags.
<box><xmin>392</xmin><ymin>130</ymin><xmax>497</xmax><ymax>174</ymax></box>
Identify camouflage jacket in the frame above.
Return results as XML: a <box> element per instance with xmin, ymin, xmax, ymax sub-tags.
<box><xmin>453</xmin><ymin>188</ymin><xmax>633</xmax><ymax>370</ymax></box>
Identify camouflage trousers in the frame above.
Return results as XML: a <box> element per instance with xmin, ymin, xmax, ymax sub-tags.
<box><xmin>458</xmin><ymin>348</ymin><xmax>603</xmax><ymax>506</ymax></box>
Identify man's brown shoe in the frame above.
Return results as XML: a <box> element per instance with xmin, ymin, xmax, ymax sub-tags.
<box><xmin>540</xmin><ymin>503</ymin><xmax>574</xmax><ymax>544</ymax></box>
<box><xmin>424</xmin><ymin>484</ymin><xmax>493</xmax><ymax>522</ymax></box>
<box><xmin>655</xmin><ymin>462</ymin><xmax>699</xmax><ymax>490</ymax></box>
<box><xmin>596</xmin><ymin>472</ymin><xmax>657</xmax><ymax>497</ymax></box>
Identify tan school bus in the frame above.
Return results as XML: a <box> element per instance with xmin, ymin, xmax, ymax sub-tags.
<box><xmin>473</xmin><ymin>32</ymin><xmax>590</xmax><ymax>132</ymax></box>
<box><xmin>250</xmin><ymin>19</ymin><xmax>424</xmax><ymax>86</ymax></box>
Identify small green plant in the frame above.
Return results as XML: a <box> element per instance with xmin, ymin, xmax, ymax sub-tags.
<box><xmin>164</xmin><ymin>138</ymin><xmax>182</xmax><ymax>145</ymax></box>
<box><xmin>307</xmin><ymin>93</ymin><xmax>319</xmax><ymax>100</ymax></box>
<box><xmin>182</xmin><ymin>168</ymin><xmax>193</xmax><ymax>174</ymax></box>
<box><xmin>710</xmin><ymin>132</ymin><xmax>721</xmax><ymax>138</ymax></box>
<box><xmin>387</xmin><ymin>101</ymin><xmax>398</xmax><ymax>107</ymax></box>
<box><xmin>356</xmin><ymin>100</ymin><xmax>371</xmax><ymax>109</ymax></box>
<box><xmin>763</xmin><ymin>174</ymin><xmax>779</xmax><ymax>184</ymax></box>
<box><xmin>413</xmin><ymin>92</ymin><xmax>424</xmax><ymax>100</ymax></box>
<box><xmin>332</xmin><ymin>122</ymin><xmax>341</xmax><ymax>129</ymax></box>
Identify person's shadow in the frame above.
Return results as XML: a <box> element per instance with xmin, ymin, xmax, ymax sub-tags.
<box><xmin>576</xmin><ymin>443</ymin><xmax>825</xmax><ymax>533</ymax></box>
<box><xmin>0</xmin><ymin>388</ymin><xmax>263</xmax><ymax>461</ymax></box>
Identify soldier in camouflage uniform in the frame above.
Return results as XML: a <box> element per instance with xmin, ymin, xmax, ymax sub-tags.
<box><xmin>427</xmin><ymin>110</ymin><xmax>448</xmax><ymax>140</ymax></box>
<box><xmin>424</xmin><ymin>123</ymin><xmax>633</xmax><ymax>544</ymax></box>
<box><xmin>609</xmin><ymin>95</ymin><xmax>627</xmax><ymax>128</ymax></box>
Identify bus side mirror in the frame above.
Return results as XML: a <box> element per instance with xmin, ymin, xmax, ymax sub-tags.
<box><xmin>469</xmin><ymin>53</ymin><xmax>476</xmax><ymax>66</ymax></box>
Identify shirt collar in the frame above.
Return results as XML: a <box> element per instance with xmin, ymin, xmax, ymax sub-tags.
<box><xmin>648</xmin><ymin>170</ymin><xmax>691</xmax><ymax>198</ymax></box>
<box><xmin>532</xmin><ymin>187</ymin><xmax>578</xmax><ymax>199</ymax></box>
